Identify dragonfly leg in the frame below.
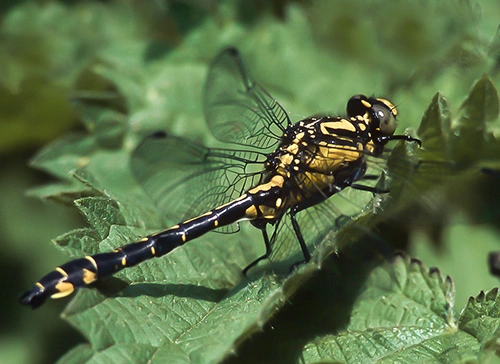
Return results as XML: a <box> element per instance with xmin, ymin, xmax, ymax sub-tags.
<box><xmin>289</xmin><ymin>205</ymin><xmax>312</xmax><ymax>264</ymax></box>
<box><xmin>242</xmin><ymin>227</ymin><xmax>272</xmax><ymax>276</ymax></box>
<box><xmin>350</xmin><ymin>183</ymin><xmax>389</xmax><ymax>194</ymax></box>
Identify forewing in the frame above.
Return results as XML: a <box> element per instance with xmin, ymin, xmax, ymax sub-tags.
<box><xmin>204</xmin><ymin>48</ymin><xmax>290</xmax><ymax>151</ymax></box>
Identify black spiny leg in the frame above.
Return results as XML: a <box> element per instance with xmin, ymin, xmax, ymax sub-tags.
<box><xmin>350</xmin><ymin>183</ymin><xmax>389</xmax><ymax>194</ymax></box>
<box><xmin>242</xmin><ymin>225</ymin><xmax>272</xmax><ymax>276</ymax></box>
<box><xmin>350</xmin><ymin>173</ymin><xmax>389</xmax><ymax>194</ymax></box>
<box><xmin>289</xmin><ymin>205</ymin><xmax>312</xmax><ymax>270</ymax></box>
<box><xmin>287</xmin><ymin>193</ymin><xmax>332</xmax><ymax>271</ymax></box>
<box><xmin>385</xmin><ymin>134</ymin><xmax>422</xmax><ymax>146</ymax></box>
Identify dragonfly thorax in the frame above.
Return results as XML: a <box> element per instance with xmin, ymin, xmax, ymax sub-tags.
<box><xmin>262</xmin><ymin>94</ymin><xmax>400</xmax><ymax>205</ymax></box>
<box><xmin>263</xmin><ymin>117</ymin><xmax>367</xmax><ymax>203</ymax></box>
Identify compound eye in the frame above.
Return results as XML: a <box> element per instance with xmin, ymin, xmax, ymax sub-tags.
<box><xmin>372</xmin><ymin>104</ymin><xmax>397</xmax><ymax>136</ymax></box>
<box><xmin>346</xmin><ymin>94</ymin><xmax>369</xmax><ymax>117</ymax></box>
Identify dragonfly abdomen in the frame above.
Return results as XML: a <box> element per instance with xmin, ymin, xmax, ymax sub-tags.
<box><xmin>19</xmin><ymin>185</ymin><xmax>281</xmax><ymax>309</ymax></box>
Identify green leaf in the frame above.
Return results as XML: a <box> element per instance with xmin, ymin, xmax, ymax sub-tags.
<box><xmin>301</xmin><ymin>255</ymin><xmax>499</xmax><ymax>363</ymax></box>
<box><xmin>74</xmin><ymin>197</ymin><xmax>126</xmax><ymax>239</ymax></box>
<box><xmin>450</xmin><ymin>75</ymin><xmax>500</xmax><ymax>166</ymax></box>
<box><xmin>60</xmin><ymin>273</ymin><xmax>288</xmax><ymax>363</ymax></box>
<box><xmin>459</xmin><ymin>288</ymin><xmax>500</xmax><ymax>345</ymax></box>
<box><xmin>30</xmin><ymin>133</ymin><xmax>98</xmax><ymax>180</ymax></box>
<box><xmin>417</xmin><ymin>92</ymin><xmax>450</xmax><ymax>161</ymax></box>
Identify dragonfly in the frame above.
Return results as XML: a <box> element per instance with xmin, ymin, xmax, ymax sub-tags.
<box><xmin>20</xmin><ymin>48</ymin><xmax>420</xmax><ymax>309</ymax></box>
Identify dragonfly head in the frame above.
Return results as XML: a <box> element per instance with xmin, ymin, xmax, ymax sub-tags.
<box><xmin>347</xmin><ymin>94</ymin><xmax>398</xmax><ymax>145</ymax></box>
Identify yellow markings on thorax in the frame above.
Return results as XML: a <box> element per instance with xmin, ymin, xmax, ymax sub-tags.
<box><xmin>277</xmin><ymin>140</ymin><xmax>303</xmax><ymax>170</ymax></box>
<box><xmin>305</xmin><ymin>141</ymin><xmax>363</xmax><ymax>176</ymax></box>
<box><xmin>365</xmin><ymin>141</ymin><xmax>376</xmax><ymax>154</ymax></box>
<box><xmin>303</xmin><ymin>171</ymin><xmax>335</xmax><ymax>188</ymax></box>
<box><xmin>280</xmin><ymin>153</ymin><xmax>293</xmax><ymax>166</ymax></box>
<box><xmin>248</xmin><ymin>175</ymin><xmax>285</xmax><ymax>194</ymax></box>
<box><xmin>285</xmin><ymin>143</ymin><xmax>299</xmax><ymax>155</ymax></box>
<box><xmin>291</xmin><ymin>130</ymin><xmax>303</xmax><ymax>139</ymax></box>
<box><xmin>35</xmin><ymin>282</ymin><xmax>44</xmax><ymax>290</ymax></box>
<box><xmin>320</xmin><ymin>119</ymin><xmax>356</xmax><ymax>136</ymax></box>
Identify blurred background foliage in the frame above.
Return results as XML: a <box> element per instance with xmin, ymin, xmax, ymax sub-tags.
<box><xmin>1</xmin><ymin>0</ymin><xmax>500</xmax><ymax>363</ymax></box>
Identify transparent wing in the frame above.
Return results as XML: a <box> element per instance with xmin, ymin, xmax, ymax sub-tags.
<box><xmin>268</xmin><ymin>180</ymin><xmax>380</xmax><ymax>268</ymax></box>
<box><xmin>131</xmin><ymin>132</ymin><xmax>267</xmax><ymax>232</ymax></box>
<box><xmin>204</xmin><ymin>48</ymin><xmax>290</xmax><ymax>152</ymax></box>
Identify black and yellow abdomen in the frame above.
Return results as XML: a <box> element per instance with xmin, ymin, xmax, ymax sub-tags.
<box><xmin>19</xmin><ymin>178</ymin><xmax>286</xmax><ymax>309</ymax></box>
